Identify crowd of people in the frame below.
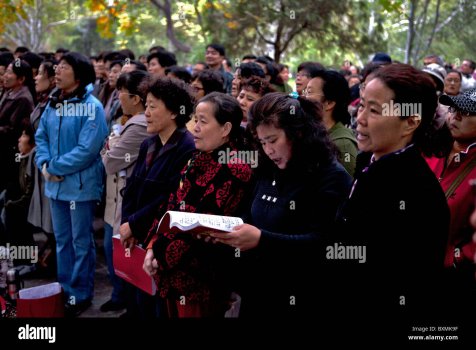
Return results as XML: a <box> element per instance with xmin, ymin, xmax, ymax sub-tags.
<box><xmin>0</xmin><ymin>44</ymin><xmax>475</xmax><ymax>324</ymax></box>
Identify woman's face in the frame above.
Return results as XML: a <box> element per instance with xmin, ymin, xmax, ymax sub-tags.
<box><xmin>256</xmin><ymin>123</ymin><xmax>293</xmax><ymax>170</ymax></box>
<box><xmin>446</xmin><ymin>109</ymin><xmax>476</xmax><ymax>143</ymax></box>
<box><xmin>108</xmin><ymin>63</ymin><xmax>122</xmax><ymax>89</ymax></box>
<box><xmin>55</xmin><ymin>60</ymin><xmax>79</xmax><ymax>93</ymax></box>
<box><xmin>35</xmin><ymin>64</ymin><xmax>54</xmax><ymax>93</ymax></box>
<box><xmin>193</xmin><ymin>101</ymin><xmax>231</xmax><ymax>152</ymax></box>
<box><xmin>296</xmin><ymin>69</ymin><xmax>311</xmax><ymax>96</ymax></box>
<box><xmin>18</xmin><ymin>131</ymin><xmax>32</xmax><ymax>155</ymax></box>
<box><xmin>144</xmin><ymin>93</ymin><xmax>176</xmax><ymax>135</ymax></box>
<box><xmin>237</xmin><ymin>88</ymin><xmax>261</xmax><ymax>122</ymax></box>
<box><xmin>119</xmin><ymin>87</ymin><xmax>141</xmax><ymax>115</ymax></box>
<box><xmin>356</xmin><ymin>78</ymin><xmax>414</xmax><ymax>160</ymax></box>
<box><xmin>190</xmin><ymin>78</ymin><xmax>205</xmax><ymax>100</ymax></box>
<box><xmin>148</xmin><ymin>58</ymin><xmax>165</xmax><ymax>77</ymax></box>
<box><xmin>231</xmin><ymin>69</ymin><xmax>241</xmax><ymax>97</ymax></box>
<box><xmin>444</xmin><ymin>72</ymin><xmax>462</xmax><ymax>96</ymax></box>
<box><xmin>3</xmin><ymin>63</ymin><xmax>24</xmax><ymax>90</ymax></box>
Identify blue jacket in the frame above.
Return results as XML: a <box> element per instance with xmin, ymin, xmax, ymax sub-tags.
<box><xmin>35</xmin><ymin>84</ymin><xmax>108</xmax><ymax>202</ymax></box>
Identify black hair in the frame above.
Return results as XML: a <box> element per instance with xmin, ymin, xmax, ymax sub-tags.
<box><xmin>445</xmin><ymin>69</ymin><xmax>462</xmax><ymax>81</ymax></box>
<box><xmin>242</xmin><ymin>54</ymin><xmax>257</xmax><ymax>61</ymax></box>
<box><xmin>96</xmin><ymin>51</ymin><xmax>112</xmax><ymax>62</ymax></box>
<box><xmin>196</xmin><ymin>92</ymin><xmax>244</xmax><ymax>146</ymax></box>
<box><xmin>125</xmin><ymin>60</ymin><xmax>147</xmax><ymax>72</ymax></box>
<box><xmin>239</xmin><ymin>62</ymin><xmax>265</xmax><ymax>79</ymax></box>
<box><xmin>14</xmin><ymin>46</ymin><xmax>30</xmax><ymax>55</ymax></box>
<box><xmin>40</xmin><ymin>59</ymin><xmax>58</xmax><ymax>79</ymax></box>
<box><xmin>147</xmin><ymin>50</ymin><xmax>177</xmax><ymax>68</ymax></box>
<box><xmin>39</xmin><ymin>52</ymin><xmax>55</xmax><ymax>60</ymax></box>
<box><xmin>56</xmin><ymin>48</ymin><xmax>69</xmax><ymax>54</ymax></box>
<box><xmin>104</xmin><ymin>51</ymin><xmax>128</xmax><ymax>64</ymax></box>
<box><xmin>297</xmin><ymin>61</ymin><xmax>325</xmax><ymax>77</ymax></box>
<box><xmin>109</xmin><ymin>59</ymin><xmax>124</xmax><ymax>70</ymax></box>
<box><xmin>0</xmin><ymin>52</ymin><xmax>14</xmax><ymax>67</ymax></box>
<box><xmin>0</xmin><ymin>47</ymin><xmax>10</xmax><ymax>53</ymax></box>
<box><xmin>149</xmin><ymin>46</ymin><xmax>166</xmax><ymax>53</ymax></box>
<box><xmin>20</xmin><ymin>52</ymin><xmax>43</xmax><ymax>70</ymax></box>
<box><xmin>22</xmin><ymin>123</ymin><xmax>36</xmax><ymax>146</ymax></box>
<box><xmin>60</xmin><ymin>52</ymin><xmax>96</xmax><ymax>97</ymax></box>
<box><xmin>248</xmin><ymin>92</ymin><xmax>337</xmax><ymax>175</ymax></box>
<box><xmin>239</xmin><ymin>76</ymin><xmax>275</xmax><ymax>96</ymax></box>
<box><xmin>165</xmin><ymin>65</ymin><xmax>192</xmax><ymax>84</ymax></box>
<box><xmin>206</xmin><ymin>44</ymin><xmax>225</xmax><ymax>57</ymax></box>
<box><xmin>119</xmin><ymin>48</ymin><xmax>135</xmax><ymax>60</ymax></box>
<box><xmin>11</xmin><ymin>59</ymin><xmax>36</xmax><ymax>103</ymax></box>
<box><xmin>117</xmin><ymin>70</ymin><xmax>150</xmax><ymax>108</ymax></box>
<box><xmin>311</xmin><ymin>70</ymin><xmax>352</xmax><ymax>125</ymax></box>
<box><xmin>145</xmin><ymin>77</ymin><xmax>194</xmax><ymax>128</ymax></box>
<box><xmin>193</xmin><ymin>69</ymin><xmax>224</xmax><ymax>95</ymax></box>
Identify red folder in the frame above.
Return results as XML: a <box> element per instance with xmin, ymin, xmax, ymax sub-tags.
<box><xmin>112</xmin><ymin>235</ymin><xmax>157</xmax><ymax>295</ymax></box>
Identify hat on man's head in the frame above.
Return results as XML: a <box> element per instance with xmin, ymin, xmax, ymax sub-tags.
<box><xmin>422</xmin><ymin>63</ymin><xmax>447</xmax><ymax>92</ymax></box>
<box><xmin>372</xmin><ymin>52</ymin><xmax>392</xmax><ymax>64</ymax></box>
<box><xmin>439</xmin><ymin>88</ymin><xmax>476</xmax><ymax>114</ymax></box>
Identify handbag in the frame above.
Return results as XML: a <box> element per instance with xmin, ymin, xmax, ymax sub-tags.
<box><xmin>16</xmin><ymin>282</ymin><xmax>64</xmax><ymax>318</ymax></box>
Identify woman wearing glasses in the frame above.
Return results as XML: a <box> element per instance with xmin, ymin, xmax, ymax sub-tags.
<box><xmin>100</xmin><ymin>70</ymin><xmax>150</xmax><ymax>313</ymax></box>
<box><xmin>426</xmin><ymin>89</ymin><xmax>476</xmax><ymax>316</ymax></box>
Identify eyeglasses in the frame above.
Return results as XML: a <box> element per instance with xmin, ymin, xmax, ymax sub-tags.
<box><xmin>119</xmin><ymin>92</ymin><xmax>143</xmax><ymax>101</ymax></box>
<box><xmin>55</xmin><ymin>64</ymin><xmax>72</xmax><ymax>71</ymax></box>
<box><xmin>448</xmin><ymin>106</ymin><xmax>473</xmax><ymax>117</ymax></box>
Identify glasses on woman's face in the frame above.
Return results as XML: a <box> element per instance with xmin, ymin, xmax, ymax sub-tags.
<box><xmin>448</xmin><ymin>106</ymin><xmax>473</xmax><ymax>117</ymax></box>
<box><xmin>119</xmin><ymin>92</ymin><xmax>142</xmax><ymax>101</ymax></box>
<box><xmin>55</xmin><ymin>64</ymin><xmax>72</xmax><ymax>72</ymax></box>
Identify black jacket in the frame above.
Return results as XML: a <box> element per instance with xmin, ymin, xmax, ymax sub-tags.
<box><xmin>121</xmin><ymin>128</ymin><xmax>195</xmax><ymax>242</ymax></box>
<box><xmin>333</xmin><ymin>145</ymin><xmax>451</xmax><ymax>324</ymax></box>
<box><xmin>239</xmin><ymin>159</ymin><xmax>352</xmax><ymax>317</ymax></box>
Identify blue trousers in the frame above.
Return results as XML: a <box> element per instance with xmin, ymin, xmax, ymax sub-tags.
<box><xmin>49</xmin><ymin>199</ymin><xmax>96</xmax><ymax>304</ymax></box>
<box><xmin>103</xmin><ymin>223</ymin><xmax>125</xmax><ymax>303</ymax></box>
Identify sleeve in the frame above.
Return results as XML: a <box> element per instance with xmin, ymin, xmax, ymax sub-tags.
<box><xmin>34</xmin><ymin>107</ymin><xmax>51</xmax><ymax>169</ymax></box>
<box><xmin>47</xmin><ymin>103</ymin><xmax>108</xmax><ymax>176</ymax></box>
<box><xmin>125</xmin><ymin>146</ymin><xmax>194</xmax><ymax>242</ymax></box>
<box><xmin>102</xmin><ymin>124</ymin><xmax>148</xmax><ymax>175</ymax></box>
<box><xmin>334</xmin><ymin>138</ymin><xmax>358</xmax><ymax>178</ymax></box>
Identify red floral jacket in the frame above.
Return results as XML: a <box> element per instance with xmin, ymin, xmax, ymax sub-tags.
<box><xmin>146</xmin><ymin>143</ymin><xmax>253</xmax><ymax>303</ymax></box>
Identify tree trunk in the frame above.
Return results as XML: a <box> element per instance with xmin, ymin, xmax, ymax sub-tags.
<box><xmin>150</xmin><ymin>0</ymin><xmax>191</xmax><ymax>53</ymax></box>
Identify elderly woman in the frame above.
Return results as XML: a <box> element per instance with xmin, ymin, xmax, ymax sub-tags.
<box><xmin>212</xmin><ymin>92</ymin><xmax>352</xmax><ymax>317</ymax></box>
<box><xmin>35</xmin><ymin>52</ymin><xmax>108</xmax><ymax>317</ymax></box>
<box><xmin>334</xmin><ymin>64</ymin><xmax>452</xmax><ymax>325</ymax></box>
<box><xmin>119</xmin><ymin>77</ymin><xmax>195</xmax><ymax>318</ymax></box>
<box><xmin>143</xmin><ymin>92</ymin><xmax>254</xmax><ymax>317</ymax></box>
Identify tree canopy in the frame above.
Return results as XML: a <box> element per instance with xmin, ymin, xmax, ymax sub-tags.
<box><xmin>1</xmin><ymin>0</ymin><xmax>475</xmax><ymax>68</ymax></box>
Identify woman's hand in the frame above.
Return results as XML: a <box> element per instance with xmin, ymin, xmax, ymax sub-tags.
<box><xmin>210</xmin><ymin>224</ymin><xmax>261</xmax><ymax>251</ymax></box>
<box><xmin>119</xmin><ymin>222</ymin><xmax>137</xmax><ymax>250</ymax></box>
<box><xmin>143</xmin><ymin>248</ymin><xmax>159</xmax><ymax>276</ymax></box>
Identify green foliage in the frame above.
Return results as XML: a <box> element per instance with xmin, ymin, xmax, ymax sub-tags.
<box><xmin>2</xmin><ymin>0</ymin><xmax>476</xmax><ymax>70</ymax></box>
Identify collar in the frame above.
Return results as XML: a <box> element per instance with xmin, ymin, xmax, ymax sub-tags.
<box><xmin>370</xmin><ymin>143</ymin><xmax>415</xmax><ymax>164</ymax></box>
<box><xmin>6</xmin><ymin>86</ymin><xmax>29</xmax><ymax>100</ymax></box>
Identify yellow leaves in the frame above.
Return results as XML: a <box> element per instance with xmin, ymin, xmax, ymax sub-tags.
<box><xmin>227</xmin><ymin>21</ymin><xmax>238</xmax><ymax>29</ymax></box>
<box><xmin>224</xmin><ymin>12</ymin><xmax>233</xmax><ymax>19</ymax></box>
